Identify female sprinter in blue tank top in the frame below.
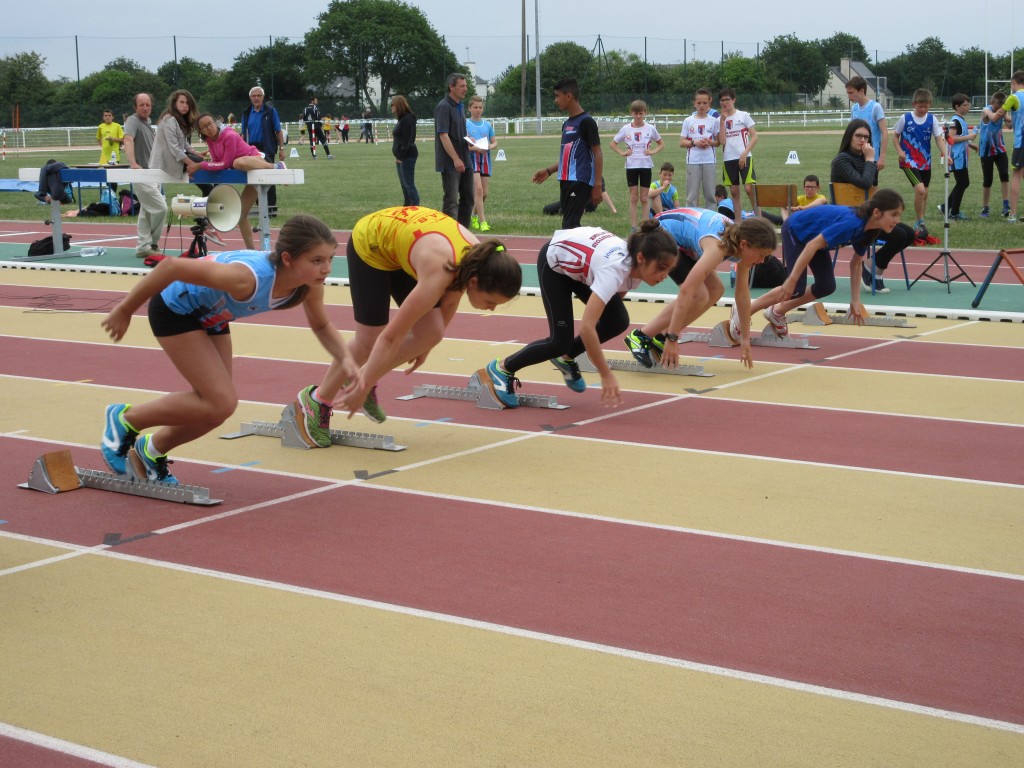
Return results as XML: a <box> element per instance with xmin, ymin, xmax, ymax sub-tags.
<box><xmin>99</xmin><ymin>214</ymin><xmax>356</xmax><ymax>485</ymax></box>
<box><xmin>482</xmin><ymin>219</ymin><xmax>679</xmax><ymax>409</ymax></box>
<box><xmin>623</xmin><ymin>208</ymin><xmax>777</xmax><ymax>369</ymax></box>
<box><xmin>747</xmin><ymin>189</ymin><xmax>906</xmax><ymax>337</ymax></box>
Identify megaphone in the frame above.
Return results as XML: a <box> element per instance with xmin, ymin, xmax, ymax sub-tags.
<box><xmin>170</xmin><ymin>185</ymin><xmax>242</xmax><ymax>232</ymax></box>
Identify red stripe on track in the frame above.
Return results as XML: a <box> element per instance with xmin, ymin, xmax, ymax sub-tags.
<box><xmin>822</xmin><ymin>340</ymin><xmax>1024</xmax><ymax>380</ymax></box>
<box><xmin>0</xmin><ymin>734</ymin><xmax>112</xmax><ymax>768</ymax></box>
<box><xmin>94</xmin><ymin>484</ymin><xmax>1024</xmax><ymax>725</ymax></box>
<box><xmin>3</xmin><ymin>337</ymin><xmax>1018</xmax><ymax>482</ymax></box>
<box><xmin>566</xmin><ymin>397</ymin><xmax>1022</xmax><ymax>484</ymax></box>
<box><xmin>1</xmin><ymin>438</ymin><xmax>332</xmax><ymax>548</ymax></box>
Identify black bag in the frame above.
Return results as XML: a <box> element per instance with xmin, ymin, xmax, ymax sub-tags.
<box><xmin>750</xmin><ymin>255</ymin><xmax>787</xmax><ymax>288</ymax></box>
<box><xmin>27</xmin><ymin>234</ymin><xmax>72</xmax><ymax>256</ymax></box>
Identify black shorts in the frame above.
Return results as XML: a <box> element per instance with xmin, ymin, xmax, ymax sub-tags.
<box><xmin>667</xmin><ymin>252</ymin><xmax>700</xmax><ymax>285</ymax></box>
<box><xmin>625</xmin><ymin>167</ymin><xmax>653</xmax><ymax>188</ymax></box>
<box><xmin>1012</xmin><ymin>146</ymin><xmax>1024</xmax><ymax>170</ymax></box>
<box><xmin>347</xmin><ymin>237</ymin><xmax>438</xmax><ymax>326</ymax></box>
<box><xmin>902</xmin><ymin>166</ymin><xmax>932</xmax><ymax>189</ymax></box>
<box><xmin>722</xmin><ymin>158</ymin><xmax>756</xmax><ymax>186</ymax></box>
<box><xmin>148</xmin><ymin>292</ymin><xmax>230</xmax><ymax>337</ymax></box>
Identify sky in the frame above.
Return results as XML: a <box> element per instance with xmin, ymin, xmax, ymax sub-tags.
<box><xmin>6</xmin><ymin>0</ymin><xmax>1022</xmax><ymax>84</ymax></box>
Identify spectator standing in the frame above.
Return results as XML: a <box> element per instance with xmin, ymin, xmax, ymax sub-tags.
<box><xmin>718</xmin><ymin>87</ymin><xmax>758</xmax><ymax>214</ymax></box>
<box><xmin>531</xmin><ymin>77</ymin><xmax>604</xmax><ymax>229</ymax></box>
<box><xmin>360</xmin><ymin>109</ymin><xmax>375</xmax><ymax>143</ymax></box>
<box><xmin>891</xmin><ymin>88</ymin><xmax>947</xmax><ymax>236</ymax></box>
<box><xmin>941</xmin><ymin>94</ymin><xmax>976</xmax><ymax>220</ymax></box>
<box><xmin>991</xmin><ymin>70</ymin><xmax>1024</xmax><ymax>222</ymax></box>
<box><xmin>97</xmin><ymin>108</ymin><xmax>124</xmax><ymax>166</ymax></box>
<box><xmin>978</xmin><ymin>91</ymin><xmax>1011</xmax><ymax>218</ymax></box>
<box><xmin>846</xmin><ymin>76</ymin><xmax>888</xmax><ymax>172</ymax></box>
<box><xmin>434</xmin><ymin>73</ymin><xmax>474</xmax><ymax>226</ymax></box>
<box><xmin>679</xmin><ymin>88</ymin><xmax>719</xmax><ymax>208</ymax></box>
<box><xmin>390</xmin><ymin>95</ymin><xmax>420</xmax><ymax>206</ymax></box>
<box><xmin>341</xmin><ymin>115</ymin><xmax>350</xmax><ymax>143</ymax></box>
<box><xmin>241</xmin><ymin>86</ymin><xmax>285</xmax><ymax>215</ymax></box>
<box><xmin>123</xmin><ymin>93</ymin><xmax>167</xmax><ymax>259</ymax></box>
<box><xmin>302</xmin><ymin>96</ymin><xmax>332</xmax><ymax>159</ymax></box>
<box><xmin>466</xmin><ymin>94</ymin><xmax>498</xmax><ymax>231</ymax></box>
<box><xmin>610</xmin><ymin>99</ymin><xmax>664</xmax><ymax>231</ymax></box>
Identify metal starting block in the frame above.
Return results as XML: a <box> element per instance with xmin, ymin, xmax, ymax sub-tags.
<box><xmin>397</xmin><ymin>370</ymin><xmax>569</xmax><ymax>410</ymax></box>
<box><xmin>221</xmin><ymin>403</ymin><xmax>406</xmax><ymax>451</ymax></box>
<box><xmin>19</xmin><ymin>449</ymin><xmax>222</xmax><ymax>505</ymax></box>
<box><xmin>576</xmin><ymin>351</ymin><xmax>713</xmax><ymax>378</ymax></box>
<box><xmin>787</xmin><ymin>302</ymin><xmax>916</xmax><ymax>328</ymax></box>
<box><xmin>678</xmin><ymin>320</ymin><xmax>820</xmax><ymax>350</ymax></box>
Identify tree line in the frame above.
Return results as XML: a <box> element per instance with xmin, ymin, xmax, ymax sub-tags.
<box><xmin>2</xmin><ymin>0</ymin><xmax>1021</xmax><ymax>127</ymax></box>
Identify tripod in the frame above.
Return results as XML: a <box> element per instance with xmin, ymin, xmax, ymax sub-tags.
<box><xmin>910</xmin><ymin>122</ymin><xmax>975</xmax><ymax>293</ymax></box>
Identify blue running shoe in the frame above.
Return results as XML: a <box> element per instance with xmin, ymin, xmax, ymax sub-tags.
<box><xmin>101</xmin><ymin>403</ymin><xmax>138</xmax><ymax>475</ymax></box>
<box><xmin>551</xmin><ymin>356</ymin><xmax>587</xmax><ymax>393</ymax></box>
<box><xmin>484</xmin><ymin>359</ymin><xmax>520</xmax><ymax>408</ymax></box>
<box><xmin>128</xmin><ymin>434</ymin><xmax>178</xmax><ymax>485</ymax></box>
<box><xmin>624</xmin><ymin>328</ymin><xmax>655</xmax><ymax>368</ymax></box>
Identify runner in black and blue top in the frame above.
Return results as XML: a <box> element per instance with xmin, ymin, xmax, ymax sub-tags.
<box><xmin>99</xmin><ymin>215</ymin><xmax>356</xmax><ymax>486</ymax></box>
<box><xmin>532</xmin><ymin>77</ymin><xmax>603</xmax><ymax>229</ymax></box>
<box><xmin>748</xmin><ymin>190</ymin><xmax>906</xmax><ymax>337</ymax></box>
<box><xmin>624</xmin><ymin>208</ymin><xmax>776</xmax><ymax>370</ymax></box>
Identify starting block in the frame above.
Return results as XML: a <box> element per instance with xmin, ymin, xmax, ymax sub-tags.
<box><xmin>220</xmin><ymin>402</ymin><xmax>406</xmax><ymax>451</ymax></box>
<box><xmin>787</xmin><ymin>303</ymin><xmax>916</xmax><ymax>328</ymax></box>
<box><xmin>575</xmin><ymin>351</ymin><xmax>713</xmax><ymax>378</ymax></box>
<box><xmin>680</xmin><ymin>320</ymin><xmax>820</xmax><ymax>350</ymax></box>
<box><xmin>19</xmin><ymin>449</ymin><xmax>222</xmax><ymax>505</ymax></box>
<box><xmin>397</xmin><ymin>370</ymin><xmax>569</xmax><ymax>411</ymax></box>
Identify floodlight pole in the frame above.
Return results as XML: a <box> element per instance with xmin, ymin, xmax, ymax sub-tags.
<box><xmin>535</xmin><ymin>0</ymin><xmax>542</xmax><ymax>135</ymax></box>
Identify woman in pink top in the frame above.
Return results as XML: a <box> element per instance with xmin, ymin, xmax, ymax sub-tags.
<box><xmin>185</xmin><ymin>113</ymin><xmax>285</xmax><ymax>249</ymax></box>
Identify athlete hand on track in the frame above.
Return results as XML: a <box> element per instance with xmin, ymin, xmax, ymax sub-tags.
<box><xmin>101</xmin><ymin>305</ymin><xmax>132</xmax><ymax>342</ymax></box>
<box><xmin>337</xmin><ymin>375</ymin><xmax>369</xmax><ymax>419</ymax></box>
<box><xmin>846</xmin><ymin>302</ymin><xmax>869</xmax><ymax>326</ymax></box>
<box><xmin>739</xmin><ymin>338</ymin><xmax>754</xmax><ymax>369</ymax></box>
<box><xmin>404</xmin><ymin>351</ymin><xmax>429</xmax><ymax>374</ymax></box>
<box><xmin>660</xmin><ymin>339</ymin><xmax>680</xmax><ymax>369</ymax></box>
<box><xmin>600</xmin><ymin>372</ymin><xmax>623</xmax><ymax>407</ymax></box>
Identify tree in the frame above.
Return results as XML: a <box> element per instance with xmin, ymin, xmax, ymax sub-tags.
<box><xmin>0</xmin><ymin>52</ymin><xmax>56</xmax><ymax>125</ymax></box>
<box><xmin>205</xmin><ymin>39</ymin><xmax>307</xmax><ymax>105</ymax></box>
<box><xmin>490</xmin><ymin>41</ymin><xmax>593</xmax><ymax>115</ymax></box>
<box><xmin>760</xmin><ymin>34</ymin><xmax>828</xmax><ymax>95</ymax></box>
<box><xmin>157</xmin><ymin>57</ymin><xmax>216</xmax><ymax>100</ymax></box>
<box><xmin>720</xmin><ymin>54</ymin><xmax>765</xmax><ymax>94</ymax></box>
<box><xmin>876</xmin><ymin>37</ymin><xmax>951</xmax><ymax>97</ymax></box>
<box><xmin>305</xmin><ymin>0</ymin><xmax>457</xmax><ymax>114</ymax></box>
<box><xmin>818</xmin><ymin>33</ymin><xmax>871</xmax><ymax>67</ymax></box>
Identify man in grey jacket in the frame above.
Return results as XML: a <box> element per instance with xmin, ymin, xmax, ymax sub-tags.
<box><xmin>123</xmin><ymin>93</ymin><xmax>167</xmax><ymax>258</ymax></box>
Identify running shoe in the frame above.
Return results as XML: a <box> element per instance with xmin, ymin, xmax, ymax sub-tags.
<box><xmin>1003</xmin><ymin>205</ymin><xmax>1012</xmax><ymax>218</ymax></box>
<box><xmin>1009</xmin><ymin>215</ymin><xmax>1019</xmax><ymax>223</ymax></box>
<box><xmin>624</xmin><ymin>328</ymin><xmax>655</xmax><ymax>368</ymax></box>
<box><xmin>860</xmin><ymin>265</ymin><xmax>890</xmax><ymax>294</ymax></box>
<box><xmin>763</xmin><ymin>305</ymin><xmax>789</xmax><ymax>337</ymax></box>
<box><xmin>550</xmin><ymin>356</ymin><xmax>586</xmax><ymax>393</ymax></box>
<box><xmin>101</xmin><ymin>403</ymin><xmax>138</xmax><ymax>475</ymax></box>
<box><xmin>470</xmin><ymin>215</ymin><xmax>480</xmax><ymax>230</ymax></box>
<box><xmin>361</xmin><ymin>386</ymin><xmax>387</xmax><ymax>423</ymax></box>
<box><xmin>479</xmin><ymin>221</ymin><xmax>491</xmax><ymax>232</ymax></box>
<box><xmin>274</xmin><ymin>161</ymin><xmax>288</xmax><ymax>169</ymax></box>
<box><xmin>980</xmin><ymin>206</ymin><xmax>990</xmax><ymax>218</ymax></box>
<box><xmin>128</xmin><ymin>434</ymin><xmax>178</xmax><ymax>485</ymax></box>
<box><xmin>483</xmin><ymin>359</ymin><xmax>520</xmax><ymax>408</ymax></box>
<box><xmin>296</xmin><ymin>385</ymin><xmax>332</xmax><ymax>447</ymax></box>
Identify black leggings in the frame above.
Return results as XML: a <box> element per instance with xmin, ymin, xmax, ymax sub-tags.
<box><xmin>981</xmin><ymin>153</ymin><xmax>1010</xmax><ymax>188</ymax></box>
<box><xmin>946</xmin><ymin>168</ymin><xmax>970</xmax><ymax>216</ymax></box>
<box><xmin>504</xmin><ymin>244</ymin><xmax>629</xmax><ymax>374</ymax></box>
<box><xmin>781</xmin><ymin>220</ymin><xmax>835</xmax><ymax>300</ymax></box>
<box><xmin>873</xmin><ymin>223</ymin><xmax>915</xmax><ymax>271</ymax></box>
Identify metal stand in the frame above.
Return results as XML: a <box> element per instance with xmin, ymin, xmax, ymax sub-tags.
<box><xmin>19</xmin><ymin>450</ymin><xmax>222</xmax><ymax>506</ymax></box>
<box><xmin>788</xmin><ymin>303</ymin><xmax>915</xmax><ymax>328</ymax></box>
<box><xmin>911</xmin><ymin>126</ymin><xmax>975</xmax><ymax>293</ymax></box>
<box><xmin>575</xmin><ymin>351</ymin><xmax>713</xmax><ymax>378</ymax></box>
<box><xmin>220</xmin><ymin>402</ymin><xmax>406</xmax><ymax>451</ymax></box>
<box><xmin>679</xmin><ymin>321</ymin><xmax>820</xmax><ymax>350</ymax></box>
<box><xmin>397</xmin><ymin>370</ymin><xmax>569</xmax><ymax>411</ymax></box>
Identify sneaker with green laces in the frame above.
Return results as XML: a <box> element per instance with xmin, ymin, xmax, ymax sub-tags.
<box><xmin>362</xmin><ymin>386</ymin><xmax>387</xmax><ymax>423</ymax></box>
<box><xmin>551</xmin><ymin>356</ymin><xmax>587</xmax><ymax>392</ymax></box>
<box><xmin>101</xmin><ymin>403</ymin><xmax>138</xmax><ymax>475</ymax></box>
<box><xmin>479</xmin><ymin>221</ymin><xmax>491</xmax><ymax>232</ymax></box>
<box><xmin>128</xmin><ymin>434</ymin><xmax>178</xmax><ymax>485</ymax></box>
<box><xmin>296</xmin><ymin>385</ymin><xmax>332</xmax><ymax>447</ymax></box>
<box><xmin>624</xmin><ymin>328</ymin><xmax>655</xmax><ymax>368</ymax></box>
<box><xmin>470</xmin><ymin>214</ymin><xmax>480</xmax><ymax>230</ymax></box>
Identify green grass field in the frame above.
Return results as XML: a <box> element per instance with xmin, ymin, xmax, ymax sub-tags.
<box><xmin>2</xmin><ymin>131</ymin><xmax>1018</xmax><ymax>250</ymax></box>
